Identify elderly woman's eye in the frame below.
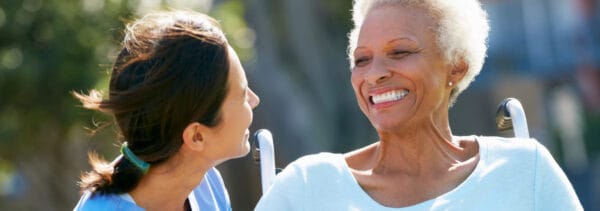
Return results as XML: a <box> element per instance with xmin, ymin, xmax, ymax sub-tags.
<box><xmin>354</xmin><ymin>57</ymin><xmax>370</xmax><ymax>67</ymax></box>
<box><xmin>390</xmin><ymin>50</ymin><xmax>410</xmax><ymax>57</ymax></box>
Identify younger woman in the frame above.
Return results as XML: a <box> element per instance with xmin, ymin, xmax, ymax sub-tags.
<box><xmin>74</xmin><ymin>10</ymin><xmax>259</xmax><ymax>210</ymax></box>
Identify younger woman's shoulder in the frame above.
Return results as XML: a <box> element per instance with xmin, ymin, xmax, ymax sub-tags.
<box><xmin>74</xmin><ymin>191</ymin><xmax>142</xmax><ymax>211</ymax></box>
<box><xmin>191</xmin><ymin>167</ymin><xmax>231</xmax><ymax>211</ymax></box>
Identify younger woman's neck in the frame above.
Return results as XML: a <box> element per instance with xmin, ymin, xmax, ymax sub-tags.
<box><xmin>129</xmin><ymin>156</ymin><xmax>209</xmax><ymax>211</ymax></box>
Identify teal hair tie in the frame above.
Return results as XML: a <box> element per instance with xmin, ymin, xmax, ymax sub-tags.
<box><xmin>120</xmin><ymin>142</ymin><xmax>150</xmax><ymax>174</ymax></box>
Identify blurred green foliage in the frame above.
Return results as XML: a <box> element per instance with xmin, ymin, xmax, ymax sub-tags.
<box><xmin>0</xmin><ymin>0</ymin><xmax>126</xmax><ymax>158</ymax></box>
<box><xmin>0</xmin><ymin>0</ymin><xmax>136</xmax><ymax>209</ymax></box>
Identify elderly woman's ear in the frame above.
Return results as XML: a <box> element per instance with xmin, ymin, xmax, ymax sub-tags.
<box><xmin>448</xmin><ymin>59</ymin><xmax>468</xmax><ymax>85</ymax></box>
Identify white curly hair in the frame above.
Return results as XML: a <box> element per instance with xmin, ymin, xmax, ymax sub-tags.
<box><xmin>348</xmin><ymin>0</ymin><xmax>490</xmax><ymax>103</ymax></box>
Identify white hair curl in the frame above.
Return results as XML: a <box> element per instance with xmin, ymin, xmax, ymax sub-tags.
<box><xmin>348</xmin><ymin>0</ymin><xmax>490</xmax><ymax>103</ymax></box>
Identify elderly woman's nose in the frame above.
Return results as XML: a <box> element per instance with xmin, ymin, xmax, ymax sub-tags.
<box><xmin>365</xmin><ymin>61</ymin><xmax>392</xmax><ymax>85</ymax></box>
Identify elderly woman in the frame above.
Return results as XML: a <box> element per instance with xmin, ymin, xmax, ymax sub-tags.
<box><xmin>73</xmin><ymin>10</ymin><xmax>260</xmax><ymax>210</ymax></box>
<box><xmin>255</xmin><ymin>0</ymin><xmax>582</xmax><ymax>210</ymax></box>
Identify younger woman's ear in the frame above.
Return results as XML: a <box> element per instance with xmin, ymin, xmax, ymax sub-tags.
<box><xmin>182</xmin><ymin>122</ymin><xmax>206</xmax><ymax>151</ymax></box>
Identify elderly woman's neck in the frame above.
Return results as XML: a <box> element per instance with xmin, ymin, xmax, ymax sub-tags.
<box><xmin>371</xmin><ymin>120</ymin><xmax>474</xmax><ymax>176</ymax></box>
<box><xmin>377</xmin><ymin>112</ymin><xmax>454</xmax><ymax>143</ymax></box>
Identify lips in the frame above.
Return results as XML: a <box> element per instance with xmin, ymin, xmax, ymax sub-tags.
<box><xmin>369</xmin><ymin>89</ymin><xmax>409</xmax><ymax>105</ymax></box>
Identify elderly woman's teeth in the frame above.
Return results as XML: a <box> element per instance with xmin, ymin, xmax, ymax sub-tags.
<box><xmin>371</xmin><ymin>90</ymin><xmax>409</xmax><ymax>104</ymax></box>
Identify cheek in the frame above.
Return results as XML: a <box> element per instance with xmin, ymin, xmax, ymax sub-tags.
<box><xmin>350</xmin><ymin>72</ymin><xmax>363</xmax><ymax>95</ymax></box>
<box><xmin>421</xmin><ymin>72</ymin><xmax>445</xmax><ymax>94</ymax></box>
<box><xmin>244</xmin><ymin>104</ymin><xmax>253</xmax><ymax>122</ymax></box>
<box><xmin>233</xmin><ymin>105</ymin><xmax>253</xmax><ymax>132</ymax></box>
<box><xmin>350</xmin><ymin>72</ymin><xmax>370</xmax><ymax>112</ymax></box>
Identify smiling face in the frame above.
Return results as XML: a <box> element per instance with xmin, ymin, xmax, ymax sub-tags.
<box><xmin>206</xmin><ymin>46</ymin><xmax>260</xmax><ymax>161</ymax></box>
<box><xmin>351</xmin><ymin>6</ymin><xmax>454</xmax><ymax>131</ymax></box>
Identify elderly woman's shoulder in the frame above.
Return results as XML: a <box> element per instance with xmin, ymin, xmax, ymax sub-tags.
<box><xmin>284</xmin><ymin>152</ymin><xmax>348</xmax><ymax>175</ymax></box>
<box><xmin>478</xmin><ymin>135</ymin><xmax>539</xmax><ymax>148</ymax></box>
<box><xmin>476</xmin><ymin>136</ymin><xmax>553</xmax><ymax>162</ymax></box>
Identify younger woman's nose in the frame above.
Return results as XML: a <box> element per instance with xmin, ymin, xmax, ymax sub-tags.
<box><xmin>249</xmin><ymin>89</ymin><xmax>260</xmax><ymax>109</ymax></box>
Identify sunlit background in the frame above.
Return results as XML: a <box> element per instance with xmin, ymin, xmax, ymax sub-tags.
<box><xmin>0</xmin><ymin>0</ymin><xmax>598</xmax><ymax>210</ymax></box>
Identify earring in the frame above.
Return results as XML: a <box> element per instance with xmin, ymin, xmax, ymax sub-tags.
<box><xmin>448</xmin><ymin>81</ymin><xmax>453</xmax><ymax>87</ymax></box>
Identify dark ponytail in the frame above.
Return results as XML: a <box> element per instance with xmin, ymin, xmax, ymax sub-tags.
<box><xmin>78</xmin><ymin>153</ymin><xmax>144</xmax><ymax>194</ymax></box>
<box><xmin>74</xmin><ymin>10</ymin><xmax>231</xmax><ymax>194</ymax></box>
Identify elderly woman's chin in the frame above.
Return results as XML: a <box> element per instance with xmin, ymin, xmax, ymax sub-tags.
<box><xmin>363</xmin><ymin>103</ymin><xmax>417</xmax><ymax>131</ymax></box>
<box><xmin>367</xmin><ymin>114</ymin><xmax>414</xmax><ymax>132</ymax></box>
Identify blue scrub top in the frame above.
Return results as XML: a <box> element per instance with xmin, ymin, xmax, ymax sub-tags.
<box><xmin>74</xmin><ymin>167</ymin><xmax>231</xmax><ymax>211</ymax></box>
